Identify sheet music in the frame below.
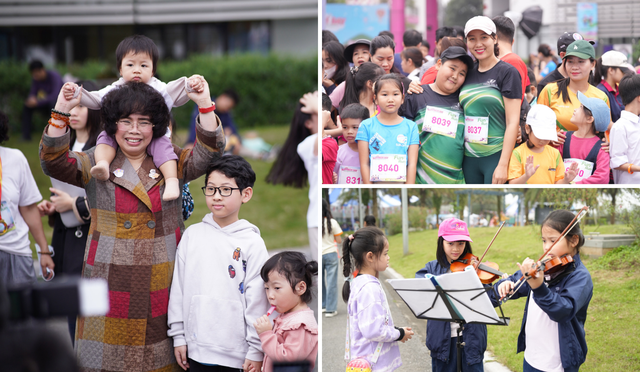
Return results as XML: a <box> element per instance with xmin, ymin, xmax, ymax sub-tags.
<box><xmin>388</xmin><ymin>266</ymin><xmax>503</xmax><ymax>324</ymax></box>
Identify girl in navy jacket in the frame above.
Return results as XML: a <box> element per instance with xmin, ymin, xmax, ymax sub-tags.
<box><xmin>415</xmin><ymin>218</ymin><xmax>487</xmax><ymax>372</ymax></box>
<box><xmin>496</xmin><ymin>209</ymin><xmax>593</xmax><ymax>372</ymax></box>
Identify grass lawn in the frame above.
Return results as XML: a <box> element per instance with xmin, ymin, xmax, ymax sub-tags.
<box><xmin>5</xmin><ymin>124</ymin><xmax>309</xmax><ymax>256</ymax></box>
<box><xmin>387</xmin><ymin>224</ymin><xmax>640</xmax><ymax>372</ymax></box>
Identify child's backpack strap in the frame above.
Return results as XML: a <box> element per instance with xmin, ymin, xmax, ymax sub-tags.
<box><xmin>562</xmin><ymin>131</ymin><xmax>574</xmax><ymax>159</ymax></box>
<box><xmin>585</xmin><ymin>138</ymin><xmax>602</xmax><ymax>174</ymax></box>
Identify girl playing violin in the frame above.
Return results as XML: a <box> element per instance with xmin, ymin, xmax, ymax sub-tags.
<box><xmin>495</xmin><ymin>209</ymin><xmax>593</xmax><ymax>372</ymax></box>
<box><xmin>414</xmin><ymin>218</ymin><xmax>486</xmax><ymax>372</ymax></box>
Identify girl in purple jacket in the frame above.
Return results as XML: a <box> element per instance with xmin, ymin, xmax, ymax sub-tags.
<box><xmin>342</xmin><ymin>227</ymin><xmax>414</xmax><ymax>371</ymax></box>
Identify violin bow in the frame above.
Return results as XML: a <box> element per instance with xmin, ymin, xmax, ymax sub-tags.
<box><xmin>475</xmin><ymin>221</ymin><xmax>505</xmax><ymax>275</ymax></box>
<box><xmin>502</xmin><ymin>206</ymin><xmax>589</xmax><ymax>302</ymax></box>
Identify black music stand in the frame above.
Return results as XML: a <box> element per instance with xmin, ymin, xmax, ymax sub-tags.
<box><xmin>388</xmin><ymin>267</ymin><xmax>509</xmax><ymax>372</ymax></box>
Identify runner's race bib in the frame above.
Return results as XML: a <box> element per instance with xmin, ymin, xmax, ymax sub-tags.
<box><xmin>422</xmin><ymin>106</ymin><xmax>459</xmax><ymax>138</ymax></box>
<box><xmin>370</xmin><ymin>154</ymin><xmax>407</xmax><ymax>182</ymax></box>
<box><xmin>338</xmin><ymin>165</ymin><xmax>362</xmax><ymax>185</ymax></box>
<box><xmin>564</xmin><ymin>158</ymin><xmax>594</xmax><ymax>183</ymax></box>
<box><xmin>464</xmin><ymin>116</ymin><xmax>489</xmax><ymax>144</ymax></box>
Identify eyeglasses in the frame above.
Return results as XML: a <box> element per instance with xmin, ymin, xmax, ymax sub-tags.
<box><xmin>117</xmin><ymin>119</ymin><xmax>154</xmax><ymax>131</ymax></box>
<box><xmin>201</xmin><ymin>186</ymin><xmax>241</xmax><ymax>197</ymax></box>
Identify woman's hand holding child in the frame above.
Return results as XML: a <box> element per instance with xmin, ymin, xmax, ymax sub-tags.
<box><xmin>187</xmin><ymin>75</ymin><xmax>205</xmax><ymax>93</ymax></box>
<box><xmin>62</xmin><ymin>82</ymin><xmax>79</xmax><ymax>101</ymax></box>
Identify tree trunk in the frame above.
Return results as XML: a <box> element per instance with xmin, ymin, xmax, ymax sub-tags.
<box><xmin>370</xmin><ymin>189</ymin><xmax>379</xmax><ymax>225</ymax></box>
<box><xmin>610</xmin><ymin>189</ymin><xmax>618</xmax><ymax>225</ymax></box>
<box><xmin>433</xmin><ymin>191</ymin><xmax>443</xmax><ymax>227</ymax></box>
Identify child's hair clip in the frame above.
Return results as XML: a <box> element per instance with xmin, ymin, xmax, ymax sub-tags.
<box><xmin>348</xmin><ymin>234</ymin><xmax>355</xmax><ymax>241</ymax></box>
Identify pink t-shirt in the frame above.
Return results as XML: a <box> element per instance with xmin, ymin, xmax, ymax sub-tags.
<box><xmin>554</xmin><ymin>132</ymin><xmax>610</xmax><ymax>184</ymax></box>
<box><xmin>333</xmin><ymin>144</ymin><xmax>360</xmax><ymax>178</ymax></box>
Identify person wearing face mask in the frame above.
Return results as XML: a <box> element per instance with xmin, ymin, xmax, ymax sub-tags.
<box><xmin>322</xmin><ymin>41</ymin><xmax>349</xmax><ymax>95</ymax></box>
<box><xmin>329</xmin><ymin>39</ymin><xmax>372</xmax><ymax>109</ymax></box>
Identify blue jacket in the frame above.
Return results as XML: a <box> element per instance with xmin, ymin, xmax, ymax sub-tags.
<box><xmin>493</xmin><ymin>254</ymin><xmax>593</xmax><ymax>369</ymax></box>
<box><xmin>415</xmin><ymin>260</ymin><xmax>489</xmax><ymax>365</ymax></box>
<box><xmin>596</xmin><ymin>81</ymin><xmax>624</xmax><ymax>122</ymax></box>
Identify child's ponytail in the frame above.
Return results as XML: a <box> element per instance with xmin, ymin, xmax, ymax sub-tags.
<box><xmin>341</xmin><ymin>227</ymin><xmax>387</xmax><ymax>303</ymax></box>
<box><xmin>342</xmin><ymin>236</ymin><xmax>354</xmax><ymax>303</ymax></box>
<box><xmin>340</xmin><ymin>62</ymin><xmax>384</xmax><ymax>113</ymax></box>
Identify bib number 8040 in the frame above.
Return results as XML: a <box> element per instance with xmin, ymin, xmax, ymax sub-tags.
<box><xmin>377</xmin><ymin>164</ymin><xmax>400</xmax><ymax>172</ymax></box>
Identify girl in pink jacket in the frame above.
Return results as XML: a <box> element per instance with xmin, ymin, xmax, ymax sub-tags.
<box><xmin>250</xmin><ymin>251</ymin><xmax>319</xmax><ymax>372</ymax></box>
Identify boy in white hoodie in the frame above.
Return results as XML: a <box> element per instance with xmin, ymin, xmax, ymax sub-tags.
<box><xmin>168</xmin><ymin>155</ymin><xmax>270</xmax><ymax>372</ymax></box>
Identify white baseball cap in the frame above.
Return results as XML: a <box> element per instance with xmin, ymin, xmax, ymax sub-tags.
<box><xmin>526</xmin><ymin>105</ymin><xmax>558</xmax><ymax>141</ymax></box>
<box><xmin>601</xmin><ymin>50</ymin><xmax>628</xmax><ymax>68</ymax></box>
<box><xmin>464</xmin><ymin>16</ymin><xmax>496</xmax><ymax>37</ymax></box>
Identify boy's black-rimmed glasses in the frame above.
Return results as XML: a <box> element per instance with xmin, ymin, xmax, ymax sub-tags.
<box><xmin>201</xmin><ymin>186</ymin><xmax>241</xmax><ymax>197</ymax></box>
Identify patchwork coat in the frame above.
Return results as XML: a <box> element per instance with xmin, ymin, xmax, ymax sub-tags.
<box><xmin>40</xmin><ymin>121</ymin><xmax>225</xmax><ymax>372</ymax></box>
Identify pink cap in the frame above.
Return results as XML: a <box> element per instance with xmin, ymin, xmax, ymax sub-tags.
<box><xmin>438</xmin><ymin>218</ymin><xmax>472</xmax><ymax>242</ymax></box>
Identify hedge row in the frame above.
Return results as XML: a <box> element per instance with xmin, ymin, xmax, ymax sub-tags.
<box><xmin>0</xmin><ymin>53</ymin><xmax>317</xmax><ymax>134</ymax></box>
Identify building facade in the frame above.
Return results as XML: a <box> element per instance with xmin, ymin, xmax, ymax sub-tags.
<box><xmin>0</xmin><ymin>0</ymin><xmax>317</xmax><ymax>64</ymax></box>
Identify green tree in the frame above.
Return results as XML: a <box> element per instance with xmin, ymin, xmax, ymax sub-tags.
<box><xmin>444</xmin><ymin>0</ymin><xmax>482</xmax><ymax>27</ymax></box>
<box><xmin>601</xmin><ymin>188</ymin><xmax>619</xmax><ymax>224</ymax></box>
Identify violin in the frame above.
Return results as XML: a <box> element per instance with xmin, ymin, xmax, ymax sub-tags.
<box><xmin>517</xmin><ymin>253</ymin><xmax>574</xmax><ymax>282</ymax></box>
<box><xmin>501</xmin><ymin>206</ymin><xmax>589</xmax><ymax>302</ymax></box>
<box><xmin>450</xmin><ymin>221</ymin><xmax>506</xmax><ymax>284</ymax></box>
<box><xmin>450</xmin><ymin>252</ymin><xmax>504</xmax><ymax>284</ymax></box>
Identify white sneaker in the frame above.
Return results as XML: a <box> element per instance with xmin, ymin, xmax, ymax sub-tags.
<box><xmin>324</xmin><ymin>311</ymin><xmax>338</xmax><ymax>318</ymax></box>
<box><xmin>322</xmin><ymin>308</ymin><xmax>327</xmax><ymax>313</ymax></box>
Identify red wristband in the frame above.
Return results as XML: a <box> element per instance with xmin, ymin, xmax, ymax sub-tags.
<box><xmin>198</xmin><ymin>103</ymin><xmax>216</xmax><ymax>114</ymax></box>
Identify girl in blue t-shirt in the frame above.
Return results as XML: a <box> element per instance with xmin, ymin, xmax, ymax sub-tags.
<box><xmin>356</xmin><ymin>74</ymin><xmax>419</xmax><ymax>184</ymax></box>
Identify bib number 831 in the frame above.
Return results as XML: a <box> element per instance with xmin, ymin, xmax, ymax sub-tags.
<box><xmin>345</xmin><ymin>176</ymin><xmax>361</xmax><ymax>184</ymax></box>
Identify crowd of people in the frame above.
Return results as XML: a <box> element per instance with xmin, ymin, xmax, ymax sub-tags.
<box><xmin>322</xmin><ymin>15</ymin><xmax>640</xmax><ymax>185</ymax></box>
<box><xmin>1</xmin><ymin>35</ymin><xmax>319</xmax><ymax>372</ymax></box>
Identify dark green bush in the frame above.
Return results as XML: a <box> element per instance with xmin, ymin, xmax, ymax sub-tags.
<box><xmin>0</xmin><ymin>54</ymin><xmax>317</xmax><ymax>134</ymax></box>
<box><xmin>383</xmin><ymin>207</ymin><xmax>427</xmax><ymax>236</ymax></box>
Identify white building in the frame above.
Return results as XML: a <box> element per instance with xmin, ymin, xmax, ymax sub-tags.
<box><xmin>484</xmin><ymin>0</ymin><xmax>640</xmax><ymax>59</ymax></box>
